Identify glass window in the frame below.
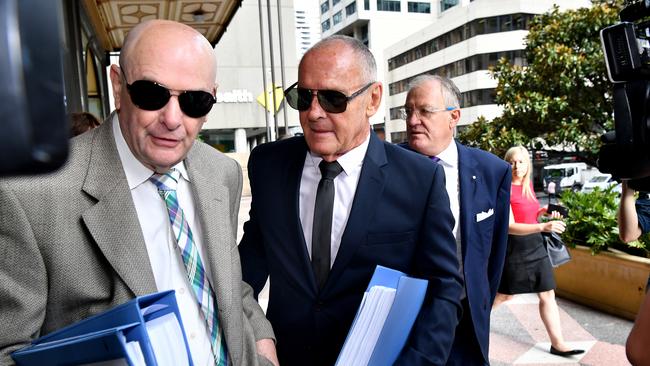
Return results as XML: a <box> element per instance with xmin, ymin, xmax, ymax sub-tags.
<box><xmin>333</xmin><ymin>11</ymin><xmax>343</xmax><ymax>25</ymax></box>
<box><xmin>321</xmin><ymin>19</ymin><xmax>331</xmax><ymax>32</ymax></box>
<box><xmin>364</xmin><ymin>0</ymin><xmax>370</xmax><ymax>10</ymax></box>
<box><xmin>321</xmin><ymin>0</ymin><xmax>329</xmax><ymax>13</ymax></box>
<box><xmin>346</xmin><ymin>2</ymin><xmax>356</xmax><ymax>15</ymax></box>
<box><xmin>449</xmin><ymin>27</ymin><xmax>462</xmax><ymax>45</ymax></box>
<box><xmin>407</xmin><ymin>2</ymin><xmax>430</xmax><ymax>13</ymax></box>
<box><xmin>513</xmin><ymin>14</ymin><xmax>526</xmax><ymax>30</ymax></box>
<box><xmin>377</xmin><ymin>0</ymin><xmax>400</xmax><ymax>11</ymax></box>
<box><xmin>474</xmin><ymin>19</ymin><xmax>486</xmax><ymax>36</ymax></box>
<box><xmin>333</xmin><ymin>0</ymin><xmax>341</xmax><ymax>5</ymax></box>
<box><xmin>360</xmin><ymin>25</ymin><xmax>369</xmax><ymax>45</ymax></box>
<box><xmin>500</xmin><ymin>14</ymin><xmax>512</xmax><ymax>31</ymax></box>
<box><xmin>440</xmin><ymin>0</ymin><xmax>458</xmax><ymax>12</ymax></box>
<box><xmin>486</xmin><ymin>16</ymin><xmax>498</xmax><ymax>33</ymax></box>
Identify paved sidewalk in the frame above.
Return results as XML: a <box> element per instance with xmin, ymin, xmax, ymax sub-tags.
<box><xmin>237</xmin><ymin>195</ymin><xmax>635</xmax><ymax>365</ymax></box>
<box><xmin>490</xmin><ymin>294</ymin><xmax>632</xmax><ymax>365</ymax></box>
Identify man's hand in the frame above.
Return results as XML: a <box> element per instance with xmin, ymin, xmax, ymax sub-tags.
<box><xmin>256</xmin><ymin>338</ymin><xmax>279</xmax><ymax>366</ymax></box>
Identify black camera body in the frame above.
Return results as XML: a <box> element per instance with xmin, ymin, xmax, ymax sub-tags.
<box><xmin>598</xmin><ymin>0</ymin><xmax>650</xmax><ymax>191</ymax></box>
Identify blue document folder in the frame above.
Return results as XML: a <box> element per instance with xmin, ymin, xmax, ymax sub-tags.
<box><xmin>336</xmin><ymin>265</ymin><xmax>428</xmax><ymax>366</ymax></box>
<box><xmin>11</xmin><ymin>290</ymin><xmax>193</xmax><ymax>366</ymax></box>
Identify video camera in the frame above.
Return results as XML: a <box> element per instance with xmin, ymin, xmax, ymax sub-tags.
<box><xmin>0</xmin><ymin>0</ymin><xmax>68</xmax><ymax>177</ymax></box>
<box><xmin>598</xmin><ymin>0</ymin><xmax>650</xmax><ymax>191</ymax></box>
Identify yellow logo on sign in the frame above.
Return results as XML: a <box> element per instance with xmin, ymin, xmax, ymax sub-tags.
<box><xmin>256</xmin><ymin>84</ymin><xmax>285</xmax><ymax>113</ymax></box>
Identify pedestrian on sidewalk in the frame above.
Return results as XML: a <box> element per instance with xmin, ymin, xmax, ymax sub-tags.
<box><xmin>400</xmin><ymin>74</ymin><xmax>512</xmax><ymax>366</ymax></box>
<box><xmin>493</xmin><ymin>145</ymin><xmax>584</xmax><ymax>357</ymax></box>
<box><xmin>238</xmin><ymin>35</ymin><xmax>462</xmax><ymax>366</ymax></box>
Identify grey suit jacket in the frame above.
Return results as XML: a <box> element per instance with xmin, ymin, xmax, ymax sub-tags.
<box><xmin>0</xmin><ymin>118</ymin><xmax>274</xmax><ymax>365</ymax></box>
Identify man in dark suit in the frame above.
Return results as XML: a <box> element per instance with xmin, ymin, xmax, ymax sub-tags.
<box><xmin>238</xmin><ymin>35</ymin><xmax>462</xmax><ymax>366</ymax></box>
<box><xmin>0</xmin><ymin>20</ymin><xmax>277</xmax><ymax>366</ymax></box>
<box><xmin>402</xmin><ymin>75</ymin><xmax>511</xmax><ymax>365</ymax></box>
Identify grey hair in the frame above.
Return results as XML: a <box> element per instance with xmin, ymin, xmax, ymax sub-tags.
<box><xmin>304</xmin><ymin>35</ymin><xmax>377</xmax><ymax>82</ymax></box>
<box><xmin>408</xmin><ymin>74</ymin><xmax>461</xmax><ymax>108</ymax></box>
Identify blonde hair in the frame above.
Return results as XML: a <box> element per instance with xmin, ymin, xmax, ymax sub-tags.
<box><xmin>504</xmin><ymin>145</ymin><xmax>535</xmax><ymax>200</ymax></box>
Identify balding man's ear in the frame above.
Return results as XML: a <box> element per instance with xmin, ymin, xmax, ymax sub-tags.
<box><xmin>366</xmin><ymin>82</ymin><xmax>383</xmax><ymax>117</ymax></box>
<box><xmin>109</xmin><ymin>64</ymin><xmax>123</xmax><ymax>110</ymax></box>
<box><xmin>449</xmin><ymin>108</ymin><xmax>461</xmax><ymax>129</ymax></box>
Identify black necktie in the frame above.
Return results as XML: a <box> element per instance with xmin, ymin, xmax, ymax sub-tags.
<box><xmin>312</xmin><ymin>160</ymin><xmax>343</xmax><ymax>289</ymax></box>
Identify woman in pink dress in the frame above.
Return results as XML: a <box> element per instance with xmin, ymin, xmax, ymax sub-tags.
<box><xmin>493</xmin><ymin>146</ymin><xmax>583</xmax><ymax>357</ymax></box>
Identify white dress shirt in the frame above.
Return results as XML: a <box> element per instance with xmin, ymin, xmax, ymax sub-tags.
<box><xmin>299</xmin><ymin>133</ymin><xmax>370</xmax><ymax>267</ymax></box>
<box><xmin>112</xmin><ymin>116</ymin><xmax>215</xmax><ymax>366</ymax></box>
<box><xmin>436</xmin><ymin>140</ymin><xmax>460</xmax><ymax>240</ymax></box>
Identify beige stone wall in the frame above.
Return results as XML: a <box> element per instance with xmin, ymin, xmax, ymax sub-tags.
<box><xmin>226</xmin><ymin>152</ymin><xmax>251</xmax><ymax>197</ymax></box>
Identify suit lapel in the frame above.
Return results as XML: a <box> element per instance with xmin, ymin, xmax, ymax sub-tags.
<box><xmin>80</xmin><ymin>118</ymin><xmax>157</xmax><ymax>296</ymax></box>
<box><xmin>185</xmin><ymin>149</ymin><xmax>238</xmax><ymax>358</ymax></box>
<box><xmin>326</xmin><ymin>133</ymin><xmax>387</xmax><ymax>289</ymax></box>
<box><xmin>283</xmin><ymin>139</ymin><xmax>318</xmax><ymax>292</ymax></box>
<box><xmin>457</xmin><ymin>143</ymin><xmax>479</xmax><ymax>259</ymax></box>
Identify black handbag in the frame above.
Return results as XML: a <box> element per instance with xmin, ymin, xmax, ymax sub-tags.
<box><xmin>541</xmin><ymin>232</ymin><xmax>571</xmax><ymax>267</ymax></box>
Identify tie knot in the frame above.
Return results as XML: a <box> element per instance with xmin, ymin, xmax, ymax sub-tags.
<box><xmin>430</xmin><ymin>156</ymin><xmax>441</xmax><ymax>163</ymax></box>
<box><xmin>319</xmin><ymin>160</ymin><xmax>343</xmax><ymax>180</ymax></box>
<box><xmin>150</xmin><ymin>169</ymin><xmax>181</xmax><ymax>191</ymax></box>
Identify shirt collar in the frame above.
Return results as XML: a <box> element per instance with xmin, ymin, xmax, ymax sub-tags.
<box><xmin>112</xmin><ymin>114</ymin><xmax>189</xmax><ymax>190</ymax></box>
<box><xmin>436</xmin><ymin>139</ymin><xmax>458</xmax><ymax>169</ymax></box>
<box><xmin>307</xmin><ymin>132</ymin><xmax>370</xmax><ymax>176</ymax></box>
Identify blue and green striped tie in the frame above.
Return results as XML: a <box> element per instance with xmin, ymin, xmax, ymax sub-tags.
<box><xmin>150</xmin><ymin>169</ymin><xmax>227</xmax><ymax>366</ymax></box>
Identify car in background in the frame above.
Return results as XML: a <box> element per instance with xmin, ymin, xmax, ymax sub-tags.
<box><xmin>581</xmin><ymin>173</ymin><xmax>621</xmax><ymax>194</ymax></box>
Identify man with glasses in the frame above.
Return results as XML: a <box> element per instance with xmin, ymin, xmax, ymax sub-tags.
<box><xmin>238</xmin><ymin>35</ymin><xmax>462</xmax><ymax>366</ymax></box>
<box><xmin>0</xmin><ymin>20</ymin><xmax>277</xmax><ymax>366</ymax></box>
<box><xmin>401</xmin><ymin>75</ymin><xmax>511</xmax><ymax>366</ymax></box>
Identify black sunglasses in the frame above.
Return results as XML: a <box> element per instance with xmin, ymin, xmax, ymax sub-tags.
<box><xmin>124</xmin><ymin>79</ymin><xmax>216</xmax><ymax>118</ymax></box>
<box><xmin>284</xmin><ymin>81</ymin><xmax>375</xmax><ymax>113</ymax></box>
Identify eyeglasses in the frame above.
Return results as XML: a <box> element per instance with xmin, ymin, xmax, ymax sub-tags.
<box><xmin>284</xmin><ymin>81</ymin><xmax>375</xmax><ymax>113</ymax></box>
<box><xmin>124</xmin><ymin>78</ymin><xmax>216</xmax><ymax>118</ymax></box>
<box><xmin>400</xmin><ymin>106</ymin><xmax>456</xmax><ymax>120</ymax></box>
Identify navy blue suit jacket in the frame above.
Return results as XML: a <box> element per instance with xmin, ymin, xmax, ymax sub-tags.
<box><xmin>239</xmin><ymin>132</ymin><xmax>462</xmax><ymax>366</ymax></box>
<box><xmin>454</xmin><ymin>143</ymin><xmax>511</xmax><ymax>363</ymax></box>
<box><xmin>401</xmin><ymin>141</ymin><xmax>510</xmax><ymax>364</ymax></box>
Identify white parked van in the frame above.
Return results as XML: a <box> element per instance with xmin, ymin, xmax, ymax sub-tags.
<box><xmin>542</xmin><ymin>162</ymin><xmax>600</xmax><ymax>193</ymax></box>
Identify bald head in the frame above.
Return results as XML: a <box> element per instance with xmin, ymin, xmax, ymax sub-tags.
<box><xmin>109</xmin><ymin>19</ymin><xmax>218</xmax><ymax>172</ymax></box>
<box><xmin>302</xmin><ymin>35</ymin><xmax>377</xmax><ymax>83</ymax></box>
<box><xmin>119</xmin><ymin>20</ymin><xmax>216</xmax><ymax>83</ymax></box>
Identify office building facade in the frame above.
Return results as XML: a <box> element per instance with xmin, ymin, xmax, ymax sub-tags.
<box><xmin>383</xmin><ymin>0</ymin><xmax>591</xmax><ymax>142</ymax></box>
<box><xmin>202</xmin><ymin>0</ymin><xmax>307</xmax><ymax>152</ymax></box>
<box><xmin>319</xmin><ymin>0</ymin><xmax>445</xmax><ymax>126</ymax></box>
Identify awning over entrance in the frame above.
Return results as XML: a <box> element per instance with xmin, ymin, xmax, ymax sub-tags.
<box><xmin>81</xmin><ymin>0</ymin><xmax>242</xmax><ymax>51</ymax></box>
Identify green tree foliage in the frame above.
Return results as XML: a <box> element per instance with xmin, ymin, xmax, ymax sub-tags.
<box><xmin>458</xmin><ymin>1</ymin><xmax>624</xmax><ymax>160</ymax></box>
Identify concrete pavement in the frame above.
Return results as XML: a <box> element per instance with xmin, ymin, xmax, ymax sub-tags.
<box><xmin>236</xmin><ymin>195</ymin><xmax>635</xmax><ymax>365</ymax></box>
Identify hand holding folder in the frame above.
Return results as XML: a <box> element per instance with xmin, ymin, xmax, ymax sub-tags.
<box><xmin>11</xmin><ymin>290</ymin><xmax>192</xmax><ymax>366</ymax></box>
<box><xmin>336</xmin><ymin>266</ymin><xmax>428</xmax><ymax>366</ymax></box>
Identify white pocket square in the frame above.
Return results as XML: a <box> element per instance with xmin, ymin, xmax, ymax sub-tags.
<box><xmin>476</xmin><ymin>208</ymin><xmax>494</xmax><ymax>222</ymax></box>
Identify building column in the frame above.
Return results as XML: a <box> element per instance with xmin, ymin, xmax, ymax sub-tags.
<box><xmin>234</xmin><ymin>128</ymin><xmax>247</xmax><ymax>153</ymax></box>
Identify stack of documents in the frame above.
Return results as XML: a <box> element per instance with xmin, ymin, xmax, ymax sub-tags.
<box><xmin>12</xmin><ymin>290</ymin><xmax>192</xmax><ymax>366</ymax></box>
<box><xmin>336</xmin><ymin>266</ymin><xmax>428</xmax><ymax>366</ymax></box>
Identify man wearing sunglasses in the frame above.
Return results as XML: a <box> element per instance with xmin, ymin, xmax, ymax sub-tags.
<box><xmin>401</xmin><ymin>75</ymin><xmax>511</xmax><ymax>366</ymax></box>
<box><xmin>0</xmin><ymin>20</ymin><xmax>277</xmax><ymax>366</ymax></box>
<box><xmin>239</xmin><ymin>35</ymin><xmax>462</xmax><ymax>366</ymax></box>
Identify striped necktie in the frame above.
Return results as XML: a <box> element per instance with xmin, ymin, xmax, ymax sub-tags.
<box><xmin>150</xmin><ymin>169</ymin><xmax>228</xmax><ymax>366</ymax></box>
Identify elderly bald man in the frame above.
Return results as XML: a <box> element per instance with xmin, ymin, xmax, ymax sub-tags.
<box><xmin>0</xmin><ymin>20</ymin><xmax>277</xmax><ymax>366</ymax></box>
